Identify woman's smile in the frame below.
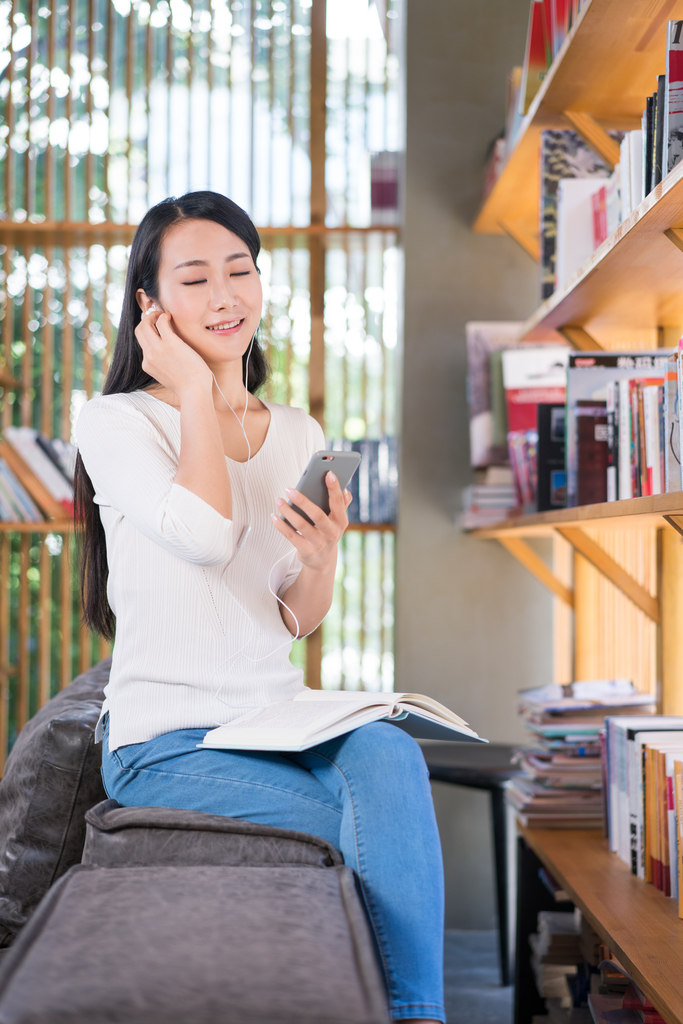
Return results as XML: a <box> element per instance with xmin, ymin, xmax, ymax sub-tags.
<box><xmin>205</xmin><ymin>317</ymin><xmax>245</xmax><ymax>334</ymax></box>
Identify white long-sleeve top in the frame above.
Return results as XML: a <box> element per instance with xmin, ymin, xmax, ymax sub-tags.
<box><xmin>76</xmin><ymin>390</ymin><xmax>324</xmax><ymax>751</ymax></box>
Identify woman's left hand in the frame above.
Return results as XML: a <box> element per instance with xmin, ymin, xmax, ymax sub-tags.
<box><xmin>272</xmin><ymin>472</ymin><xmax>352</xmax><ymax>573</ymax></box>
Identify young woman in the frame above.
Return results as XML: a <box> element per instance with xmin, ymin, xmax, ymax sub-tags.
<box><xmin>75</xmin><ymin>191</ymin><xmax>445</xmax><ymax>1024</ymax></box>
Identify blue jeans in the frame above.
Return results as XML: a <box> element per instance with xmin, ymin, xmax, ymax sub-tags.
<box><xmin>101</xmin><ymin>717</ymin><xmax>445</xmax><ymax>1022</ymax></box>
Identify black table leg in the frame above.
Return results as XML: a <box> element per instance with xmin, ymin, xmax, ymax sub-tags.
<box><xmin>490</xmin><ymin>785</ymin><xmax>510</xmax><ymax>986</ymax></box>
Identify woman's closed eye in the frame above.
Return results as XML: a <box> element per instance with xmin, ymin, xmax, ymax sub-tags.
<box><xmin>182</xmin><ymin>278</ymin><xmax>207</xmax><ymax>286</ymax></box>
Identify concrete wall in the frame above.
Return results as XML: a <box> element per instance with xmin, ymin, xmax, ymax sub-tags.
<box><xmin>399</xmin><ymin>0</ymin><xmax>554</xmax><ymax>928</ymax></box>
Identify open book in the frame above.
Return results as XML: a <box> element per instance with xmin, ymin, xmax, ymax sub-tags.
<box><xmin>201</xmin><ymin>690</ymin><xmax>486</xmax><ymax>752</ymax></box>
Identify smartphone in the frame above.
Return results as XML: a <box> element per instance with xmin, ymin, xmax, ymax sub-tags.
<box><xmin>285</xmin><ymin>450</ymin><xmax>361</xmax><ymax>526</ymax></box>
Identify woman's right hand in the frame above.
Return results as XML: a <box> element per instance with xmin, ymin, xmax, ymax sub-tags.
<box><xmin>135</xmin><ymin>308</ymin><xmax>213</xmax><ymax>397</ymax></box>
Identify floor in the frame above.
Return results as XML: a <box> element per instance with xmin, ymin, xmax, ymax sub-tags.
<box><xmin>444</xmin><ymin>930</ymin><xmax>513</xmax><ymax>1024</ymax></box>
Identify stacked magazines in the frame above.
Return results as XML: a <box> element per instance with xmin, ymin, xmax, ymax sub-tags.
<box><xmin>506</xmin><ymin>680</ymin><xmax>655</xmax><ymax>829</ymax></box>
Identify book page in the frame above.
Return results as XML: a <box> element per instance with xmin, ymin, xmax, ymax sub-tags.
<box><xmin>294</xmin><ymin>688</ymin><xmax>471</xmax><ymax>729</ymax></box>
<box><xmin>223</xmin><ymin>700</ymin><xmax>365</xmax><ymax>731</ymax></box>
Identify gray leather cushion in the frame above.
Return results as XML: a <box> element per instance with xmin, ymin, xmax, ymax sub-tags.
<box><xmin>0</xmin><ymin>660</ymin><xmax>109</xmax><ymax>947</ymax></box>
<box><xmin>0</xmin><ymin>864</ymin><xmax>390</xmax><ymax>1024</ymax></box>
<box><xmin>82</xmin><ymin>798</ymin><xmax>343</xmax><ymax>868</ymax></box>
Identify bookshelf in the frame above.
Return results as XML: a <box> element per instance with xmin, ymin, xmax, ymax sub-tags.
<box><xmin>468</xmin><ymin>0</ymin><xmax>683</xmax><ymax>709</ymax></box>
<box><xmin>519</xmin><ymin>155</ymin><xmax>683</xmax><ymax>347</ymax></box>
<box><xmin>520</xmin><ymin>827</ymin><xmax>683</xmax><ymax>1024</ymax></box>
<box><xmin>474</xmin><ymin>0</ymin><xmax>683</xmax><ymax>253</ymax></box>
<box><xmin>470</xmin><ymin>5</ymin><xmax>683</xmax><ymax>1018</ymax></box>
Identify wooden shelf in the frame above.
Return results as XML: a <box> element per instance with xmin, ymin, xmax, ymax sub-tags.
<box><xmin>468</xmin><ymin>492</ymin><xmax>683</xmax><ymax>539</ymax></box>
<box><xmin>346</xmin><ymin>522</ymin><xmax>396</xmax><ymax>532</ymax></box>
<box><xmin>474</xmin><ymin>0</ymin><xmax>683</xmax><ymax>242</ymax></box>
<box><xmin>0</xmin><ymin>521</ymin><xmax>73</xmax><ymax>533</ymax></box>
<box><xmin>522</xmin><ymin>826</ymin><xmax>683</xmax><ymax>1024</ymax></box>
<box><xmin>520</xmin><ymin>156</ymin><xmax>683</xmax><ymax>345</ymax></box>
<box><xmin>0</xmin><ymin>222</ymin><xmax>396</xmax><ymax>248</ymax></box>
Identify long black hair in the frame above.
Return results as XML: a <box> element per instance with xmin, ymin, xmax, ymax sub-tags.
<box><xmin>74</xmin><ymin>191</ymin><xmax>269</xmax><ymax>640</ymax></box>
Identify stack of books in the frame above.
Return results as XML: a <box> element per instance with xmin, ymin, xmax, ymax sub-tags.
<box><xmin>588</xmin><ymin>967</ymin><xmax>666</xmax><ymax>1024</ymax></box>
<box><xmin>0</xmin><ymin>428</ymin><xmax>75</xmax><ymax>523</ymax></box>
<box><xmin>459</xmin><ymin>470</ymin><xmax>518</xmax><ymax>529</ymax></box>
<box><xmin>507</xmin><ymin>680</ymin><xmax>655</xmax><ymax>829</ymax></box>
<box><xmin>530</xmin><ymin>910</ymin><xmax>583</xmax><ymax>1005</ymax></box>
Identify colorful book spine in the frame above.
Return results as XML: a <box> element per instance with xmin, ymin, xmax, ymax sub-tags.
<box><xmin>664</xmin><ymin>353</ymin><xmax>680</xmax><ymax>492</ymax></box>
<box><xmin>665</xmin><ymin>20</ymin><xmax>683</xmax><ymax>176</ymax></box>
<box><xmin>618</xmin><ymin>379</ymin><xmax>632</xmax><ymax>499</ymax></box>
<box><xmin>520</xmin><ymin>0</ymin><xmax>549</xmax><ymax>115</ymax></box>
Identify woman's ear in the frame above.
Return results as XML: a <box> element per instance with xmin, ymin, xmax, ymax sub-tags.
<box><xmin>136</xmin><ymin>289</ymin><xmax>157</xmax><ymax>313</ymax></box>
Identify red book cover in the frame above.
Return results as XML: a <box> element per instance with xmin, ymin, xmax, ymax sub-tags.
<box><xmin>521</xmin><ymin>0</ymin><xmax>550</xmax><ymax>113</ymax></box>
<box><xmin>592</xmin><ymin>185</ymin><xmax>608</xmax><ymax>247</ymax></box>
<box><xmin>622</xmin><ymin>984</ymin><xmax>666</xmax><ymax>1024</ymax></box>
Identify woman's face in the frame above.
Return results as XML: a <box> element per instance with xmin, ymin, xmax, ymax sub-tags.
<box><xmin>140</xmin><ymin>217</ymin><xmax>263</xmax><ymax>368</ymax></box>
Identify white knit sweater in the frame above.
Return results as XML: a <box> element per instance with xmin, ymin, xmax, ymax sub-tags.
<box><xmin>76</xmin><ymin>391</ymin><xmax>324</xmax><ymax>751</ymax></box>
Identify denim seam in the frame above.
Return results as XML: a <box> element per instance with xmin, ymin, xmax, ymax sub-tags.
<box><xmin>107</xmin><ymin>759</ymin><xmax>344</xmax><ymax>817</ymax></box>
<box><xmin>298</xmin><ymin>748</ymin><xmax>398</xmax><ymax>1006</ymax></box>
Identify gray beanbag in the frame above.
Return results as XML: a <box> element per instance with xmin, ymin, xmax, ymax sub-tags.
<box><xmin>0</xmin><ymin>660</ymin><xmax>109</xmax><ymax>946</ymax></box>
<box><xmin>0</xmin><ymin>864</ymin><xmax>390</xmax><ymax>1024</ymax></box>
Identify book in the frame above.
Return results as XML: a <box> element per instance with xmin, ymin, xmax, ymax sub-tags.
<box><xmin>675</xmin><ymin>758</ymin><xmax>683</xmax><ymax>916</ymax></box>
<box><xmin>501</xmin><ymin>346</ymin><xmax>568</xmax><ymax>509</ymax></box>
<box><xmin>565</xmin><ymin>351</ymin><xmax>673</xmax><ymax>507</ymax></box>
<box><xmin>3</xmin><ymin>426</ymin><xmax>73</xmax><ymax>514</ymax></box>
<box><xmin>536</xmin><ymin>403</ymin><xmax>566</xmax><ymax>511</ymax></box>
<box><xmin>465</xmin><ymin>322</ymin><xmax>525</xmax><ymax>467</ymax></box>
<box><xmin>200</xmin><ymin>690</ymin><xmax>486</xmax><ymax>752</ymax></box>
<box><xmin>520</xmin><ymin>0</ymin><xmax>550</xmax><ymax>115</ymax></box>
<box><xmin>663</xmin><ymin>353</ymin><xmax>680</xmax><ymax>491</ymax></box>
<box><xmin>654</xmin><ymin>74</ymin><xmax>666</xmax><ymax>188</ymax></box>
<box><xmin>555</xmin><ymin>177</ymin><xmax>605</xmax><ymax>290</ymax></box>
<box><xmin>643</xmin><ymin>95</ymin><xmax>654</xmax><ymax>196</ymax></box>
<box><xmin>576</xmin><ymin>400</ymin><xmax>608</xmax><ymax>505</ymax></box>
<box><xmin>665</xmin><ymin>21</ymin><xmax>683</xmax><ymax>177</ymax></box>
<box><xmin>0</xmin><ymin>459</ymin><xmax>43</xmax><ymax>523</ymax></box>
<box><xmin>540</xmin><ymin>130</ymin><xmax>612</xmax><ymax>300</ymax></box>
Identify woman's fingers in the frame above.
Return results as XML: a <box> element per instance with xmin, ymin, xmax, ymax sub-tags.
<box><xmin>325</xmin><ymin>472</ymin><xmax>349</xmax><ymax>529</ymax></box>
<box><xmin>275</xmin><ymin>498</ymin><xmax>320</xmax><ymax>541</ymax></box>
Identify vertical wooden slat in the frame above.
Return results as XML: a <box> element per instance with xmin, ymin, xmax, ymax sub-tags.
<box><xmin>86</xmin><ymin>0</ymin><xmax>94</xmax><ymax>210</ymax></box>
<box><xmin>553</xmin><ymin>532</ymin><xmax>573</xmax><ymax>684</ymax></box>
<box><xmin>104</xmin><ymin>0</ymin><xmax>114</xmax><ymax>208</ymax></box>
<box><xmin>37</xmin><ymin>537</ymin><xmax>51</xmax><ymax>707</ymax></box>
<box><xmin>25</xmin><ymin>0</ymin><xmax>37</xmax><ymax>217</ymax></box>
<box><xmin>60</xmin><ymin>253</ymin><xmax>73</xmax><ymax>441</ymax></box>
<box><xmin>41</xmin><ymin>246</ymin><xmax>54</xmax><ymax>436</ymax></box>
<box><xmin>308</xmin><ymin>0</ymin><xmax>326</xmax><ymax>430</ymax></box>
<box><xmin>83</xmin><ymin>271</ymin><xmax>93</xmax><ymax>398</ymax></box>
<box><xmin>1</xmin><ymin>249</ymin><xmax>13</xmax><ymax>434</ymax></box>
<box><xmin>306</xmin><ymin>0</ymin><xmax>326</xmax><ymax>703</ymax></box>
<box><xmin>661</xmin><ymin>526</ymin><xmax>683</xmax><ymax>715</ymax></box>
<box><xmin>45</xmin><ymin>6</ymin><xmax>56</xmax><ymax>220</ymax></box>
<box><xmin>20</xmin><ymin>270</ymin><xmax>32</xmax><ymax>427</ymax></box>
<box><xmin>4</xmin><ymin>0</ymin><xmax>16</xmax><ymax>216</ymax></box>
<box><xmin>145</xmin><ymin>2</ymin><xmax>152</xmax><ymax>210</ymax></box>
<box><xmin>125</xmin><ymin>5</ymin><xmax>134</xmax><ymax>222</ymax></box>
<box><xmin>17</xmin><ymin>534</ymin><xmax>30</xmax><ymax>729</ymax></box>
<box><xmin>59</xmin><ymin>533</ymin><xmax>73</xmax><ymax>688</ymax></box>
<box><xmin>165</xmin><ymin>2</ymin><xmax>172</xmax><ymax>197</ymax></box>
<box><xmin>65</xmin><ymin>0</ymin><xmax>74</xmax><ymax>221</ymax></box>
<box><xmin>0</xmin><ymin>534</ymin><xmax>11</xmax><ymax>773</ymax></box>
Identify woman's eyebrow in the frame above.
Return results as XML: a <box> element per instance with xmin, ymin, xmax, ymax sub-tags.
<box><xmin>173</xmin><ymin>252</ymin><xmax>251</xmax><ymax>270</ymax></box>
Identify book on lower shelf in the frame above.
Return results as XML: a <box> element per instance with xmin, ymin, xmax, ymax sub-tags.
<box><xmin>0</xmin><ymin>429</ymin><xmax>76</xmax><ymax>524</ymax></box>
<box><xmin>507</xmin><ymin>680</ymin><xmax>655</xmax><ymax>830</ymax></box>
<box><xmin>200</xmin><ymin>690</ymin><xmax>486</xmax><ymax>752</ymax></box>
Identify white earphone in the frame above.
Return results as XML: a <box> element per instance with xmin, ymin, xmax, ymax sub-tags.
<box><xmin>208</xmin><ymin>337</ymin><xmax>321</xmax><ymax>722</ymax></box>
